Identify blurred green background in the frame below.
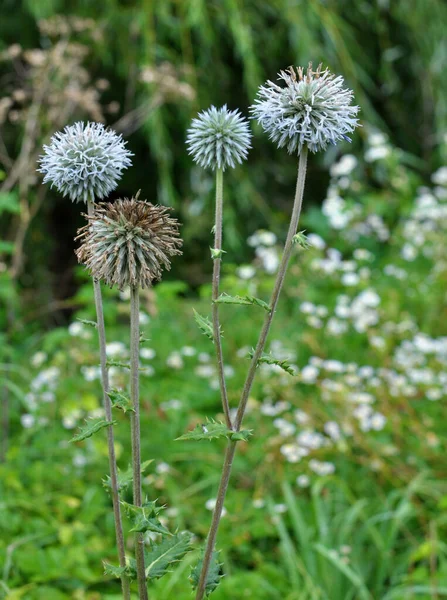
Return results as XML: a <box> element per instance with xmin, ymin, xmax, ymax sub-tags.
<box><xmin>1</xmin><ymin>1</ymin><xmax>447</xmax><ymax>599</ymax></box>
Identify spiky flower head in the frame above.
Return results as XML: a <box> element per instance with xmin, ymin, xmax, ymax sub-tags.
<box><xmin>76</xmin><ymin>196</ymin><xmax>182</xmax><ymax>289</ymax></box>
<box><xmin>186</xmin><ymin>105</ymin><xmax>251</xmax><ymax>171</ymax></box>
<box><xmin>251</xmin><ymin>63</ymin><xmax>360</xmax><ymax>154</ymax></box>
<box><xmin>38</xmin><ymin>122</ymin><xmax>133</xmax><ymax>203</ymax></box>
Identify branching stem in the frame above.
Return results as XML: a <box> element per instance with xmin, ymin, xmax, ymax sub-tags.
<box><xmin>194</xmin><ymin>147</ymin><xmax>309</xmax><ymax>600</ymax></box>
<box><xmin>87</xmin><ymin>200</ymin><xmax>130</xmax><ymax>600</ymax></box>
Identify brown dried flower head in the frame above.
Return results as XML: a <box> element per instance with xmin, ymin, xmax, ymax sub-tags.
<box><xmin>76</xmin><ymin>196</ymin><xmax>182</xmax><ymax>289</ymax></box>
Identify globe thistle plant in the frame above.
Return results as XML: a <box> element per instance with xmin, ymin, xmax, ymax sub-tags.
<box><xmin>38</xmin><ymin>121</ymin><xmax>133</xmax><ymax>203</ymax></box>
<box><xmin>251</xmin><ymin>63</ymin><xmax>360</xmax><ymax>154</ymax></box>
<box><xmin>76</xmin><ymin>197</ymin><xmax>182</xmax><ymax>290</ymax></box>
<box><xmin>186</xmin><ymin>105</ymin><xmax>251</xmax><ymax>171</ymax></box>
<box><xmin>192</xmin><ymin>66</ymin><xmax>360</xmax><ymax>600</ymax></box>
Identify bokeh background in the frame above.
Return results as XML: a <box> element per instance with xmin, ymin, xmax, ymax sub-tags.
<box><xmin>1</xmin><ymin>1</ymin><xmax>447</xmax><ymax>599</ymax></box>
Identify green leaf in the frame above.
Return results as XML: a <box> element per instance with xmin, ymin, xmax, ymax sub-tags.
<box><xmin>213</xmin><ymin>293</ymin><xmax>271</xmax><ymax>312</ymax></box>
<box><xmin>76</xmin><ymin>318</ymin><xmax>97</xmax><ymax>328</ymax></box>
<box><xmin>193</xmin><ymin>309</ymin><xmax>214</xmax><ymax>341</ymax></box>
<box><xmin>108</xmin><ymin>388</ymin><xmax>135</xmax><ymax>413</ymax></box>
<box><xmin>144</xmin><ymin>532</ymin><xmax>193</xmax><ymax>580</ymax></box>
<box><xmin>249</xmin><ymin>350</ymin><xmax>295</xmax><ymax>375</ymax></box>
<box><xmin>131</xmin><ymin>515</ymin><xmax>171</xmax><ymax>536</ymax></box>
<box><xmin>106</xmin><ymin>359</ymin><xmax>148</xmax><ymax>371</ymax></box>
<box><xmin>0</xmin><ymin>191</ymin><xmax>20</xmax><ymax>216</ymax></box>
<box><xmin>121</xmin><ymin>499</ymin><xmax>164</xmax><ymax>520</ymax></box>
<box><xmin>176</xmin><ymin>419</ymin><xmax>252</xmax><ymax>443</ymax></box>
<box><xmin>210</xmin><ymin>247</ymin><xmax>226</xmax><ymax>259</ymax></box>
<box><xmin>0</xmin><ymin>240</ymin><xmax>14</xmax><ymax>255</ymax></box>
<box><xmin>103</xmin><ymin>459</ymin><xmax>153</xmax><ymax>492</ymax></box>
<box><xmin>292</xmin><ymin>230</ymin><xmax>311</xmax><ymax>248</ymax></box>
<box><xmin>70</xmin><ymin>418</ymin><xmax>115</xmax><ymax>442</ymax></box>
<box><xmin>104</xmin><ymin>562</ymin><xmax>129</xmax><ymax>579</ymax></box>
<box><xmin>190</xmin><ymin>550</ymin><xmax>223</xmax><ymax>596</ymax></box>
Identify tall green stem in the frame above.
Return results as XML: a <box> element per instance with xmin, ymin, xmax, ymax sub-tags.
<box><xmin>129</xmin><ymin>285</ymin><xmax>148</xmax><ymax>600</ymax></box>
<box><xmin>212</xmin><ymin>168</ymin><xmax>231</xmax><ymax>429</ymax></box>
<box><xmin>195</xmin><ymin>147</ymin><xmax>309</xmax><ymax>600</ymax></box>
<box><xmin>87</xmin><ymin>200</ymin><xmax>130</xmax><ymax>600</ymax></box>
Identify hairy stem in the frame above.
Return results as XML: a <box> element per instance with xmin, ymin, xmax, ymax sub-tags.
<box><xmin>87</xmin><ymin>200</ymin><xmax>130</xmax><ymax>600</ymax></box>
<box><xmin>195</xmin><ymin>147</ymin><xmax>308</xmax><ymax>600</ymax></box>
<box><xmin>212</xmin><ymin>168</ymin><xmax>232</xmax><ymax>429</ymax></box>
<box><xmin>130</xmin><ymin>285</ymin><xmax>148</xmax><ymax>600</ymax></box>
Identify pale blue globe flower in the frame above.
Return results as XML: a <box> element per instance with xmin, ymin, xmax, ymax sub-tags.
<box><xmin>38</xmin><ymin>122</ymin><xmax>133</xmax><ymax>203</ymax></box>
<box><xmin>186</xmin><ymin>105</ymin><xmax>251</xmax><ymax>171</ymax></box>
<box><xmin>251</xmin><ymin>63</ymin><xmax>360</xmax><ymax>154</ymax></box>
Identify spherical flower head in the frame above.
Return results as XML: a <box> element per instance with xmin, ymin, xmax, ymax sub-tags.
<box><xmin>76</xmin><ymin>196</ymin><xmax>182</xmax><ymax>289</ymax></box>
<box><xmin>251</xmin><ymin>63</ymin><xmax>360</xmax><ymax>154</ymax></box>
<box><xmin>38</xmin><ymin>122</ymin><xmax>133</xmax><ymax>203</ymax></box>
<box><xmin>186</xmin><ymin>105</ymin><xmax>251</xmax><ymax>171</ymax></box>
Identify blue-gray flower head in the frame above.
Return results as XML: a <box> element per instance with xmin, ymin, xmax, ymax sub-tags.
<box><xmin>38</xmin><ymin>122</ymin><xmax>133</xmax><ymax>203</ymax></box>
<box><xmin>186</xmin><ymin>105</ymin><xmax>251</xmax><ymax>171</ymax></box>
<box><xmin>251</xmin><ymin>63</ymin><xmax>360</xmax><ymax>154</ymax></box>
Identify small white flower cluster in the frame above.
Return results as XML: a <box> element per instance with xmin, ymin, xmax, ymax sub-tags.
<box><xmin>38</xmin><ymin>122</ymin><xmax>133</xmax><ymax>203</ymax></box>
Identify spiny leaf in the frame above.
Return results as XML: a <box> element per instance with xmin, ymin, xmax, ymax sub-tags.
<box><xmin>144</xmin><ymin>532</ymin><xmax>193</xmax><ymax>580</ymax></box>
<box><xmin>106</xmin><ymin>359</ymin><xmax>148</xmax><ymax>371</ymax></box>
<box><xmin>176</xmin><ymin>419</ymin><xmax>252</xmax><ymax>443</ymax></box>
<box><xmin>249</xmin><ymin>350</ymin><xmax>295</xmax><ymax>375</ymax></box>
<box><xmin>108</xmin><ymin>388</ymin><xmax>135</xmax><ymax>413</ymax></box>
<box><xmin>210</xmin><ymin>247</ymin><xmax>226</xmax><ymax>260</ymax></box>
<box><xmin>190</xmin><ymin>550</ymin><xmax>223</xmax><ymax>596</ymax></box>
<box><xmin>106</xmin><ymin>359</ymin><xmax>131</xmax><ymax>369</ymax></box>
<box><xmin>292</xmin><ymin>230</ymin><xmax>311</xmax><ymax>248</ymax></box>
<box><xmin>213</xmin><ymin>293</ymin><xmax>271</xmax><ymax>312</ymax></box>
<box><xmin>103</xmin><ymin>459</ymin><xmax>153</xmax><ymax>492</ymax></box>
<box><xmin>76</xmin><ymin>318</ymin><xmax>97</xmax><ymax>328</ymax></box>
<box><xmin>193</xmin><ymin>309</ymin><xmax>214</xmax><ymax>341</ymax></box>
<box><xmin>70</xmin><ymin>418</ymin><xmax>115</xmax><ymax>442</ymax></box>
<box><xmin>104</xmin><ymin>562</ymin><xmax>130</xmax><ymax>579</ymax></box>
<box><xmin>131</xmin><ymin>515</ymin><xmax>171</xmax><ymax>536</ymax></box>
<box><xmin>121</xmin><ymin>499</ymin><xmax>164</xmax><ymax>519</ymax></box>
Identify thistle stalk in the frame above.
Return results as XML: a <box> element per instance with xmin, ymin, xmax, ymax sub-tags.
<box><xmin>130</xmin><ymin>285</ymin><xmax>148</xmax><ymax>600</ymax></box>
<box><xmin>195</xmin><ymin>147</ymin><xmax>308</xmax><ymax>600</ymax></box>
<box><xmin>87</xmin><ymin>199</ymin><xmax>130</xmax><ymax>600</ymax></box>
<box><xmin>212</xmin><ymin>168</ymin><xmax>231</xmax><ymax>429</ymax></box>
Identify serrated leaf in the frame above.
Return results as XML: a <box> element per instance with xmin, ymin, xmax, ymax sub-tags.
<box><xmin>213</xmin><ymin>294</ymin><xmax>271</xmax><ymax>312</ymax></box>
<box><xmin>230</xmin><ymin>430</ymin><xmax>252</xmax><ymax>442</ymax></box>
<box><xmin>176</xmin><ymin>419</ymin><xmax>252</xmax><ymax>443</ymax></box>
<box><xmin>131</xmin><ymin>515</ymin><xmax>171</xmax><ymax>536</ymax></box>
<box><xmin>76</xmin><ymin>318</ymin><xmax>97</xmax><ymax>328</ymax></box>
<box><xmin>104</xmin><ymin>562</ymin><xmax>128</xmax><ymax>578</ymax></box>
<box><xmin>121</xmin><ymin>499</ymin><xmax>164</xmax><ymax>519</ymax></box>
<box><xmin>106</xmin><ymin>359</ymin><xmax>148</xmax><ymax>372</ymax></box>
<box><xmin>70</xmin><ymin>418</ymin><xmax>115</xmax><ymax>442</ymax></box>
<box><xmin>103</xmin><ymin>459</ymin><xmax>153</xmax><ymax>492</ymax></box>
<box><xmin>108</xmin><ymin>388</ymin><xmax>135</xmax><ymax>413</ymax></box>
<box><xmin>292</xmin><ymin>230</ymin><xmax>311</xmax><ymax>248</ymax></box>
<box><xmin>249</xmin><ymin>350</ymin><xmax>295</xmax><ymax>375</ymax></box>
<box><xmin>190</xmin><ymin>550</ymin><xmax>223</xmax><ymax>596</ymax></box>
<box><xmin>193</xmin><ymin>309</ymin><xmax>214</xmax><ymax>341</ymax></box>
<box><xmin>144</xmin><ymin>532</ymin><xmax>193</xmax><ymax>580</ymax></box>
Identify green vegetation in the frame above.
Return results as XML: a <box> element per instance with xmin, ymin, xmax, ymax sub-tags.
<box><xmin>1</xmin><ymin>1</ymin><xmax>446</xmax><ymax>598</ymax></box>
